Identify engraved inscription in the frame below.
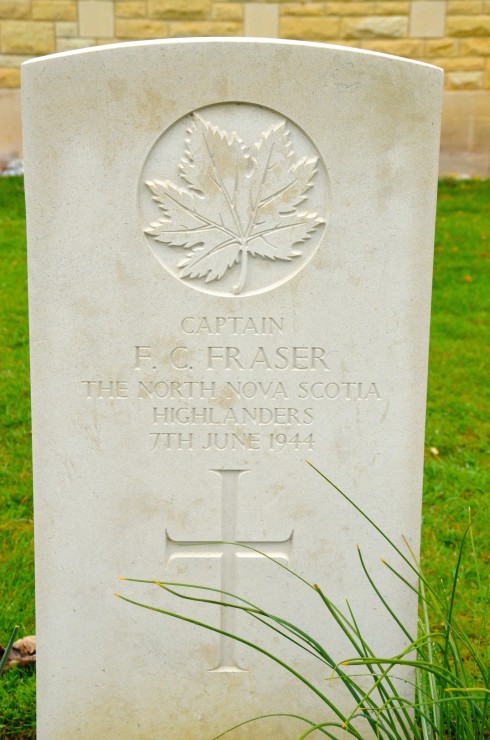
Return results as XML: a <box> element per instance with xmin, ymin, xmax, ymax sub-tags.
<box><xmin>180</xmin><ymin>316</ymin><xmax>284</xmax><ymax>335</ymax></box>
<box><xmin>165</xmin><ymin>469</ymin><xmax>293</xmax><ymax>672</ymax></box>
<box><xmin>81</xmin><ymin>316</ymin><xmax>384</xmax><ymax>453</ymax></box>
<box><xmin>139</xmin><ymin>104</ymin><xmax>330</xmax><ymax>297</ymax></box>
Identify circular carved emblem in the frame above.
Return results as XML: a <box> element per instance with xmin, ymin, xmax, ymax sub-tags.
<box><xmin>139</xmin><ymin>103</ymin><xmax>329</xmax><ymax>297</ymax></box>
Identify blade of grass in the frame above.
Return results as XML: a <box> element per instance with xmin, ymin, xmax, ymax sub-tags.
<box><xmin>311</xmin><ymin>585</ymin><xmax>400</xmax><ymax>739</ymax></box>
<box><xmin>419</xmin><ymin>577</ymin><xmax>441</xmax><ymax>735</ymax></box>
<box><xmin>127</xmin><ymin>579</ymin><xmax>392</xmax><ymax>736</ymax></box>
<box><xmin>130</xmin><ymin>578</ymin><xmax>363</xmax><ymax>671</ymax></box>
<box><xmin>0</xmin><ymin>626</ymin><xmax>19</xmax><ymax>676</ymax></box>
<box><xmin>157</xmin><ymin>580</ymin><xmax>336</xmax><ymax>668</ymax></box>
<box><xmin>442</xmin><ymin>511</ymin><xmax>480</xmax><ymax>670</ymax></box>
<box><xmin>358</xmin><ymin>548</ymin><xmax>414</xmax><ymax>643</ymax></box>
<box><xmin>298</xmin><ymin>720</ymin><xmax>358</xmax><ymax>739</ymax></box>
<box><xmin>213</xmin><ymin>713</ymin><xmax>339</xmax><ymax>739</ymax></box>
<box><xmin>115</xmin><ymin>593</ymin><xmax>366</xmax><ymax>738</ymax></box>
<box><xmin>343</xmin><ymin>596</ymin><xmax>417</xmax><ymax>738</ymax></box>
<box><xmin>467</xmin><ymin>509</ymin><xmax>489</xmax><ymax>662</ymax></box>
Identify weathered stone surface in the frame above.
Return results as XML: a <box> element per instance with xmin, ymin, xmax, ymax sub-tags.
<box><xmin>280</xmin><ymin>16</ymin><xmax>341</xmax><ymax>39</ymax></box>
<box><xmin>446</xmin><ymin>15</ymin><xmax>490</xmax><ymax>35</ymax></box>
<box><xmin>0</xmin><ymin>0</ymin><xmax>488</xmax><ymax>94</ymax></box>
<box><xmin>327</xmin><ymin>38</ymin><xmax>360</xmax><ymax>47</ymax></box>
<box><xmin>0</xmin><ymin>87</ymin><xmax>21</xmax><ymax>156</ymax></box>
<box><xmin>115</xmin><ymin>1</ymin><xmax>147</xmax><ymax>19</ymax></box>
<box><xmin>459</xmin><ymin>36</ymin><xmax>490</xmax><ymax>54</ymax></box>
<box><xmin>447</xmin><ymin>69</ymin><xmax>485</xmax><ymax>86</ymax></box>
<box><xmin>55</xmin><ymin>37</ymin><xmax>96</xmax><ymax>52</ymax></box>
<box><xmin>281</xmin><ymin>2</ymin><xmax>326</xmax><ymax>16</ymax></box>
<box><xmin>323</xmin><ymin>1</ymin><xmax>376</xmax><ymax>15</ymax></box>
<box><xmin>0</xmin><ymin>53</ymin><xmax>31</xmax><ymax>67</ymax></box>
<box><xmin>211</xmin><ymin>2</ymin><xmax>243</xmax><ymax>21</ymax></box>
<box><xmin>148</xmin><ymin>0</ymin><xmax>212</xmax><ymax>19</ymax></box>
<box><xmin>375</xmin><ymin>1</ymin><xmax>410</xmax><ymax>14</ymax></box>
<box><xmin>168</xmin><ymin>19</ymin><xmax>240</xmax><ymax>35</ymax></box>
<box><xmin>115</xmin><ymin>18</ymin><xmax>169</xmax><ymax>37</ymax></box>
<box><xmin>447</xmin><ymin>0</ymin><xmax>484</xmax><ymax>13</ymax></box>
<box><xmin>55</xmin><ymin>21</ymin><xmax>78</xmax><ymax>37</ymax></box>
<box><xmin>95</xmin><ymin>37</ymin><xmax>121</xmax><ymax>45</ymax></box>
<box><xmin>341</xmin><ymin>15</ymin><xmax>407</xmax><ymax>38</ymax></box>
<box><xmin>425</xmin><ymin>37</ymin><xmax>460</xmax><ymax>56</ymax></box>
<box><xmin>0</xmin><ymin>66</ymin><xmax>19</xmax><ymax>86</ymax></box>
<box><xmin>435</xmin><ymin>55</ymin><xmax>485</xmax><ymax>71</ymax></box>
<box><xmin>0</xmin><ymin>0</ymin><xmax>31</xmax><ymax>19</ymax></box>
<box><xmin>23</xmin><ymin>39</ymin><xmax>442</xmax><ymax>739</ymax></box>
<box><xmin>32</xmin><ymin>1</ymin><xmax>77</xmax><ymax>21</ymax></box>
<box><xmin>1</xmin><ymin>21</ymin><xmax>54</xmax><ymax>55</ymax></box>
<box><xmin>361</xmin><ymin>38</ymin><xmax>424</xmax><ymax>55</ymax></box>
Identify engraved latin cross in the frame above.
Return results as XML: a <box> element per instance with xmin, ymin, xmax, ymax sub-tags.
<box><xmin>165</xmin><ymin>469</ymin><xmax>293</xmax><ymax>672</ymax></box>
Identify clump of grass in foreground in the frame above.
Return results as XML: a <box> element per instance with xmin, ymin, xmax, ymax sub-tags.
<box><xmin>119</xmin><ymin>465</ymin><xmax>489</xmax><ymax>739</ymax></box>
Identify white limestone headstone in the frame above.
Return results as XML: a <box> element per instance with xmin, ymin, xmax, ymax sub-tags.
<box><xmin>23</xmin><ymin>40</ymin><xmax>442</xmax><ymax>738</ymax></box>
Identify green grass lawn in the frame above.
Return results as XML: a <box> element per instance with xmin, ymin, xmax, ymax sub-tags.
<box><xmin>0</xmin><ymin>176</ymin><xmax>35</xmax><ymax>738</ymax></box>
<box><xmin>0</xmin><ymin>177</ymin><xmax>488</xmax><ymax>736</ymax></box>
<box><xmin>423</xmin><ymin>180</ymin><xmax>490</xmax><ymax>663</ymax></box>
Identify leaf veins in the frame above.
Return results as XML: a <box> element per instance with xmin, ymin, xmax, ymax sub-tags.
<box><xmin>145</xmin><ymin>114</ymin><xmax>325</xmax><ymax>293</ymax></box>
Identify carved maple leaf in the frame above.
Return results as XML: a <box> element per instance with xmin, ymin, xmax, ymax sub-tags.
<box><xmin>145</xmin><ymin>114</ymin><xmax>325</xmax><ymax>294</ymax></box>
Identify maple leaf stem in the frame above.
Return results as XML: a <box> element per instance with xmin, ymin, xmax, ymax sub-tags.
<box><xmin>234</xmin><ymin>247</ymin><xmax>248</xmax><ymax>295</ymax></box>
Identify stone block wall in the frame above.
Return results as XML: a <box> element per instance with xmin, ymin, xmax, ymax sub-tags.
<box><xmin>0</xmin><ymin>1</ymin><xmax>489</xmax><ymax>175</ymax></box>
<box><xmin>1</xmin><ymin>1</ymin><xmax>490</xmax><ymax>90</ymax></box>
